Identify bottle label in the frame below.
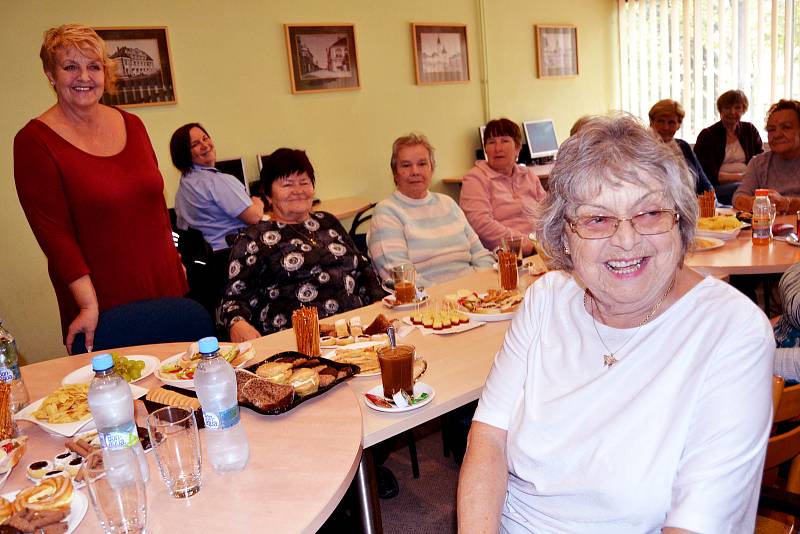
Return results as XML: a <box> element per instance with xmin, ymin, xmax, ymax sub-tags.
<box><xmin>203</xmin><ymin>405</ymin><xmax>240</xmax><ymax>430</ymax></box>
<box><xmin>98</xmin><ymin>421</ymin><xmax>140</xmax><ymax>450</ymax></box>
<box><xmin>0</xmin><ymin>365</ymin><xmax>20</xmax><ymax>382</ymax></box>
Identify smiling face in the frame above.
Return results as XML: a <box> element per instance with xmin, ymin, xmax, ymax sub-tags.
<box><xmin>650</xmin><ymin>113</ymin><xmax>680</xmax><ymax>143</ymax></box>
<box><xmin>46</xmin><ymin>46</ymin><xmax>105</xmax><ymax>111</ymax></box>
<box><xmin>767</xmin><ymin>109</ymin><xmax>800</xmax><ymax>160</ymax></box>
<box><xmin>566</xmin><ymin>175</ymin><xmax>682</xmax><ymax>319</ymax></box>
<box><xmin>269</xmin><ymin>172</ymin><xmax>315</xmax><ymax>223</ymax></box>
<box><xmin>484</xmin><ymin>135</ymin><xmax>521</xmax><ymax>175</ymax></box>
<box><xmin>394</xmin><ymin>144</ymin><xmax>433</xmax><ymax>199</ymax></box>
<box><xmin>720</xmin><ymin>103</ymin><xmax>745</xmax><ymax>129</ymax></box>
<box><xmin>188</xmin><ymin>127</ymin><xmax>216</xmax><ymax>167</ymax></box>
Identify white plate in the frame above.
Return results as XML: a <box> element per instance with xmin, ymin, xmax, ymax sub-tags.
<box><xmin>463</xmin><ymin>309</ymin><xmax>516</xmax><ymax>322</ymax></box>
<box><xmin>61</xmin><ymin>355</ymin><xmax>160</xmax><ymax>386</ymax></box>
<box><xmin>3</xmin><ymin>485</ymin><xmax>88</xmax><ymax>533</ymax></box>
<box><xmin>382</xmin><ymin>293</ymin><xmax>430</xmax><ymax>311</ymax></box>
<box><xmin>14</xmin><ymin>384</ymin><xmax>148</xmax><ymax>438</ymax></box>
<box><xmin>695</xmin><ymin>228</ymin><xmax>742</xmax><ymax>241</ymax></box>
<box><xmin>323</xmin><ymin>340</ymin><xmax>388</xmax><ymax>377</ymax></box>
<box><xmin>155</xmin><ymin>342</ymin><xmax>253</xmax><ymax>389</ymax></box>
<box><xmin>363</xmin><ymin>382</ymin><xmax>435</xmax><ymax>412</ymax></box>
<box><xmin>692</xmin><ymin>236</ymin><xmax>725</xmax><ymax>252</ymax></box>
<box><xmin>401</xmin><ymin>316</ymin><xmax>485</xmax><ymax>335</ymax></box>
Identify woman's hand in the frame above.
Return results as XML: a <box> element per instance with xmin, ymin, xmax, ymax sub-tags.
<box><xmin>767</xmin><ymin>190</ymin><xmax>789</xmax><ymax>214</ymax></box>
<box><xmin>65</xmin><ymin>304</ymin><xmax>99</xmax><ymax>355</ymax></box>
<box><xmin>230</xmin><ymin>320</ymin><xmax>261</xmax><ymax>342</ymax></box>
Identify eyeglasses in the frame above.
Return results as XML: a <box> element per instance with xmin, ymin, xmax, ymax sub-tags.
<box><xmin>567</xmin><ymin>209</ymin><xmax>680</xmax><ymax>239</ymax></box>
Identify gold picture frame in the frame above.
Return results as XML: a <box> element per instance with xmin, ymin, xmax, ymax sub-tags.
<box><xmin>284</xmin><ymin>24</ymin><xmax>360</xmax><ymax>94</ymax></box>
<box><xmin>534</xmin><ymin>24</ymin><xmax>579</xmax><ymax>79</ymax></box>
<box><xmin>411</xmin><ymin>23</ymin><xmax>470</xmax><ymax>85</ymax></box>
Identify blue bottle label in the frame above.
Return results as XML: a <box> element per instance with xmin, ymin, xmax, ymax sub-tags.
<box><xmin>98</xmin><ymin>421</ymin><xmax>140</xmax><ymax>450</ymax></box>
<box><xmin>0</xmin><ymin>365</ymin><xmax>20</xmax><ymax>382</ymax></box>
<box><xmin>203</xmin><ymin>405</ymin><xmax>240</xmax><ymax>430</ymax></box>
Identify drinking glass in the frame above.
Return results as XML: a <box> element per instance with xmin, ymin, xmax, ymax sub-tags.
<box><xmin>501</xmin><ymin>235</ymin><xmax>523</xmax><ymax>265</ymax></box>
<box><xmin>376</xmin><ymin>344</ymin><xmax>427</xmax><ymax>399</ymax></box>
<box><xmin>382</xmin><ymin>263</ymin><xmax>417</xmax><ymax>304</ymax></box>
<box><xmin>496</xmin><ymin>245</ymin><xmax>518</xmax><ymax>291</ymax></box>
<box><xmin>146</xmin><ymin>406</ymin><xmax>202</xmax><ymax>498</ymax></box>
<box><xmin>83</xmin><ymin>448</ymin><xmax>147</xmax><ymax>534</ymax></box>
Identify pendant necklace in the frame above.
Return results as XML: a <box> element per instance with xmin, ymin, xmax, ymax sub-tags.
<box><xmin>279</xmin><ymin>216</ymin><xmax>320</xmax><ymax>247</ymax></box>
<box><xmin>584</xmin><ymin>276</ymin><xmax>676</xmax><ymax>368</ymax></box>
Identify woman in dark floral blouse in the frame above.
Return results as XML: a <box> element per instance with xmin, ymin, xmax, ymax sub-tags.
<box><xmin>220</xmin><ymin>148</ymin><xmax>384</xmax><ymax>341</ymax></box>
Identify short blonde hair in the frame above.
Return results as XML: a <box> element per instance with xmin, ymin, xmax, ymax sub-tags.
<box><xmin>390</xmin><ymin>133</ymin><xmax>436</xmax><ymax>175</ymax></box>
<box><xmin>648</xmin><ymin>99</ymin><xmax>685</xmax><ymax>123</ymax></box>
<box><xmin>40</xmin><ymin>24</ymin><xmax>117</xmax><ymax>93</ymax></box>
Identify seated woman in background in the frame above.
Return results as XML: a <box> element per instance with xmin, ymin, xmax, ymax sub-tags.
<box><xmin>171</xmin><ymin>123</ymin><xmax>264</xmax><ymax>251</ymax></box>
<box><xmin>459</xmin><ymin>118</ymin><xmax>547</xmax><ymax>254</ymax></box>
<box><xmin>368</xmin><ymin>133</ymin><xmax>494</xmax><ymax>288</ymax></box>
<box><xmin>774</xmin><ymin>263</ymin><xmax>800</xmax><ymax>381</ymax></box>
<box><xmin>732</xmin><ymin>99</ymin><xmax>800</xmax><ymax>213</ymax></box>
<box><xmin>458</xmin><ymin>115</ymin><xmax>773</xmax><ymax>533</ymax></box>
<box><xmin>220</xmin><ymin>148</ymin><xmax>383</xmax><ymax>341</ymax></box>
<box><xmin>649</xmin><ymin>99</ymin><xmax>713</xmax><ymax>194</ymax></box>
<box><xmin>694</xmin><ymin>89</ymin><xmax>763</xmax><ymax>205</ymax></box>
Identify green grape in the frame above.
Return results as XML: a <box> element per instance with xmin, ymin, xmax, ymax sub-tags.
<box><xmin>109</xmin><ymin>352</ymin><xmax>143</xmax><ymax>382</ymax></box>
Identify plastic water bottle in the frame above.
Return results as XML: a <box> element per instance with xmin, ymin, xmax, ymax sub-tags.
<box><xmin>194</xmin><ymin>337</ymin><xmax>249</xmax><ymax>472</ymax></box>
<box><xmin>752</xmin><ymin>188</ymin><xmax>772</xmax><ymax>246</ymax></box>
<box><xmin>0</xmin><ymin>321</ymin><xmax>29</xmax><ymax>414</ymax></box>
<box><xmin>88</xmin><ymin>353</ymin><xmax>149</xmax><ymax>482</ymax></box>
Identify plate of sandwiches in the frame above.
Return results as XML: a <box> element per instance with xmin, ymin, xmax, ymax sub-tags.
<box><xmin>320</xmin><ymin>315</ymin><xmax>391</xmax><ymax>348</ymax></box>
<box><xmin>155</xmin><ymin>342</ymin><xmax>256</xmax><ymax>389</ymax></box>
<box><xmin>455</xmin><ymin>289</ymin><xmax>523</xmax><ymax>322</ymax></box>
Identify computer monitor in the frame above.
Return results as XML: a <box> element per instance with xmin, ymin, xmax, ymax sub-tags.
<box><xmin>477</xmin><ymin>126</ymin><xmax>486</xmax><ymax>159</ymax></box>
<box><xmin>215</xmin><ymin>157</ymin><xmax>247</xmax><ymax>189</ymax></box>
<box><xmin>523</xmin><ymin>119</ymin><xmax>559</xmax><ymax>161</ymax></box>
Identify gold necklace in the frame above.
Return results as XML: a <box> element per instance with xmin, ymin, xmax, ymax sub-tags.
<box><xmin>283</xmin><ymin>220</ymin><xmax>319</xmax><ymax>247</ymax></box>
<box><xmin>584</xmin><ymin>276</ymin><xmax>676</xmax><ymax>368</ymax></box>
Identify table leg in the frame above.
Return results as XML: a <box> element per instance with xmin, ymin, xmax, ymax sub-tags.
<box><xmin>355</xmin><ymin>447</ymin><xmax>383</xmax><ymax>534</ymax></box>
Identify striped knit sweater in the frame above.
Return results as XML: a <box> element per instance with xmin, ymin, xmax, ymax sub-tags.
<box><xmin>367</xmin><ymin>190</ymin><xmax>494</xmax><ymax>287</ymax></box>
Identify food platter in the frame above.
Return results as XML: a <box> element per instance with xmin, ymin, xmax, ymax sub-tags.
<box><xmin>692</xmin><ymin>236</ymin><xmax>725</xmax><ymax>252</ymax></box>
<box><xmin>696</xmin><ymin>215</ymin><xmax>745</xmax><ymax>241</ymax></box>
<box><xmin>323</xmin><ymin>341</ymin><xmax>385</xmax><ymax>377</ymax></box>
<box><xmin>61</xmin><ymin>355</ymin><xmax>160</xmax><ymax>386</ymax></box>
<box><xmin>155</xmin><ymin>342</ymin><xmax>255</xmax><ymax>389</ymax></box>
<box><xmin>14</xmin><ymin>384</ymin><xmax>148</xmax><ymax>437</ymax></box>
<box><xmin>401</xmin><ymin>316</ymin><xmax>485</xmax><ymax>335</ymax></box>
<box><xmin>695</xmin><ymin>228</ymin><xmax>741</xmax><ymax>241</ymax></box>
<box><xmin>1</xmin><ymin>487</ymin><xmax>88</xmax><ymax>534</ymax></box>
<box><xmin>381</xmin><ymin>293</ymin><xmax>430</xmax><ymax>311</ymax></box>
<box><xmin>363</xmin><ymin>382</ymin><xmax>435</xmax><ymax>413</ymax></box>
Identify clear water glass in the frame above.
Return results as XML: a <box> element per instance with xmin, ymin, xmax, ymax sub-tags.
<box><xmin>83</xmin><ymin>448</ymin><xmax>147</xmax><ymax>534</ymax></box>
<box><xmin>146</xmin><ymin>406</ymin><xmax>202</xmax><ymax>498</ymax></box>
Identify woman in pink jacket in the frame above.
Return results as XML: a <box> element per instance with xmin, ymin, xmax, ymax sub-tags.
<box><xmin>459</xmin><ymin>118</ymin><xmax>547</xmax><ymax>255</ymax></box>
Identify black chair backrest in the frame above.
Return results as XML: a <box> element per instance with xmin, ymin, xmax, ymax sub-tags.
<box><xmin>348</xmin><ymin>203</ymin><xmax>376</xmax><ymax>256</ymax></box>
<box><xmin>70</xmin><ymin>297</ymin><xmax>215</xmax><ymax>354</ymax></box>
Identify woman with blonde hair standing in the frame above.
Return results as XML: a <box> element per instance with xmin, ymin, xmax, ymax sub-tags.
<box><xmin>14</xmin><ymin>24</ymin><xmax>187</xmax><ymax>353</ymax></box>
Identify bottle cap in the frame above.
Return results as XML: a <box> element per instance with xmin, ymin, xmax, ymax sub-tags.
<box><xmin>755</xmin><ymin>189</ymin><xmax>769</xmax><ymax>196</ymax></box>
<box><xmin>91</xmin><ymin>353</ymin><xmax>114</xmax><ymax>372</ymax></box>
<box><xmin>197</xmin><ymin>337</ymin><xmax>219</xmax><ymax>355</ymax></box>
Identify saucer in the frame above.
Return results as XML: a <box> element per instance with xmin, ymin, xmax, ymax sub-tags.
<box><xmin>382</xmin><ymin>293</ymin><xmax>430</xmax><ymax>311</ymax></box>
<box><xmin>363</xmin><ymin>382</ymin><xmax>435</xmax><ymax>412</ymax></box>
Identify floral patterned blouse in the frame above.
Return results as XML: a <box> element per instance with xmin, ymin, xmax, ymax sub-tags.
<box><xmin>219</xmin><ymin>211</ymin><xmax>384</xmax><ymax>335</ymax></box>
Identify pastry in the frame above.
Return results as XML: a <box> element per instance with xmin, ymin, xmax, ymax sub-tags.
<box><xmin>241</xmin><ymin>378</ymin><xmax>294</xmax><ymax>411</ymax></box>
<box><xmin>65</xmin><ymin>456</ymin><xmax>84</xmax><ymax>478</ymax></box>
<box><xmin>320</xmin><ymin>335</ymin><xmax>336</xmax><ymax>346</ymax></box>
<box><xmin>334</xmin><ymin>319</ymin><xmax>349</xmax><ymax>338</ymax></box>
<box><xmin>26</xmin><ymin>460</ymin><xmax>52</xmax><ymax>480</ymax></box>
<box><xmin>6</xmin><ymin>507</ymin><xmax>69</xmax><ymax>533</ymax></box>
<box><xmin>348</xmin><ymin>316</ymin><xmax>363</xmax><ymax>337</ymax></box>
<box><xmin>0</xmin><ymin>497</ymin><xmax>11</xmax><ymax>525</ymax></box>
<box><xmin>145</xmin><ymin>387</ymin><xmax>201</xmax><ymax>411</ymax></box>
<box><xmin>319</xmin><ymin>323</ymin><xmax>336</xmax><ymax>337</ymax></box>
<box><xmin>53</xmin><ymin>452</ymin><xmax>73</xmax><ymax>469</ymax></box>
<box><xmin>364</xmin><ymin>314</ymin><xmax>390</xmax><ymax>335</ymax></box>
<box><xmin>255</xmin><ymin>362</ymin><xmax>293</xmax><ymax>384</ymax></box>
<box><xmin>235</xmin><ymin>369</ymin><xmax>258</xmax><ymax>403</ymax></box>
<box><xmin>13</xmin><ymin>474</ymin><xmax>73</xmax><ymax>512</ymax></box>
<box><xmin>289</xmin><ymin>368</ymin><xmax>320</xmax><ymax>396</ymax></box>
<box><xmin>0</xmin><ymin>437</ymin><xmax>27</xmax><ymax>474</ymax></box>
<box><xmin>336</xmin><ymin>336</ymin><xmax>354</xmax><ymax>346</ymax></box>
<box><xmin>42</xmin><ymin>469</ymin><xmax>66</xmax><ymax>480</ymax></box>
<box><xmin>318</xmin><ymin>374</ymin><xmax>336</xmax><ymax>388</ymax></box>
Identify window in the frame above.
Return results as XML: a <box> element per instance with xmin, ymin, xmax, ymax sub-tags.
<box><xmin>618</xmin><ymin>0</ymin><xmax>799</xmax><ymax>141</ymax></box>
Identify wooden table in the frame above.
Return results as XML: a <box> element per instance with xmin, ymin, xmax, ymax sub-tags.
<box><xmin>686</xmin><ymin>215</ymin><xmax>800</xmax><ymax>276</ymax></box>
<box><xmin>314</xmin><ymin>196</ymin><xmax>372</xmax><ymax>220</ymax></box>
<box><xmin>442</xmin><ymin>162</ymin><xmax>554</xmax><ymax>185</ymax></box>
<box><xmin>15</xmin><ymin>346</ymin><xmax>363</xmax><ymax>534</ymax></box>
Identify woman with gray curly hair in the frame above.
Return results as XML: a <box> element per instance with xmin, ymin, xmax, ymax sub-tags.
<box><xmin>457</xmin><ymin>115</ymin><xmax>774</xmax><ymax>533</ymax></box>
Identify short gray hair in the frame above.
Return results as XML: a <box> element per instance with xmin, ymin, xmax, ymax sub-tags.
<box><xmin>534</xmin><ymin>114</ymin><xmax>697</xmax><ymax>271</ymax></box>
<box><xmin>390</xmin><ymin>133</ymin><xmax>436</xmax><ymax>175</ymax></box>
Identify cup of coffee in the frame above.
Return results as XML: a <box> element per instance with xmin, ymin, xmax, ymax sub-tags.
<box><xmin>382</xmin><ymin>263</ymin><xmax>417</xmax><ymax>304</ymax></box>
<box><xmin>377</xmin><ymin>344</ymin><xmax>427</xmax><ymax>398</ymax></box>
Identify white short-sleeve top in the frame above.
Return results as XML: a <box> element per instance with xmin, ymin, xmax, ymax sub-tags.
<box><xmin>474</xmin><ymin>271</ymin><xmax>774</xmax><ymax>534</ymax></box>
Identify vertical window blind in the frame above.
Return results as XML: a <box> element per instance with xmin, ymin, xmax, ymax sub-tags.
<box><xmin>618</xmin><ymin>0</ymin><xmax>799</xmax><ymax>141</ymax></box>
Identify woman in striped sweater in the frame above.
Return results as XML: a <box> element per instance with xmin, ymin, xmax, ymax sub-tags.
<box><xmin>368</xmin><ymin>133</ymin><xmax>493</xmax><ymax>288</ymax></box>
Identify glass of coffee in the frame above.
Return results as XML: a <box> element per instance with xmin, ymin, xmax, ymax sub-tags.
<box><xmin>496</xmin><ymin>247</ymin><xmax>518</xmax><ymax>291</ymax></box>
<box><xmin>501</xmin><ymin>234</ymin><xmax>523</xmax><ymax>266</ymax></box>
<box><xmin>377</xmin><ymin>345</ymin><xmax>427</xmax><ymax>398</ymax></box>
<box><xmin>386</xmin><ymin>263</ymin><xmax>417</xmax><ymax>304</ymax></box>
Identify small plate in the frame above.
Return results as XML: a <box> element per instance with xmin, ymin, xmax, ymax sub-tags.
<box><xmin>401</xmin><ymin>316</ymin><xmax>485</xmax><ymax>335</ymax></box>
<box><xmin>462</xmin><ymin>309</ymin><xmax>516</xmax><ymax>322</ymax></box>
<box><xmin>363</xmin><ymin>382</ymin><xmax>435</xmax><ymax>412</ymax></box>
<box><xmin>155</xmin><ymin>342</ymin><xmax>254</xmax><ymax>389</ymax></box>
<box><xmin>3</xmin><ymin>486</ymin><xmax>88</xmax><ymax>533</ymax></box>
<box><xmin>61</xmin><ymin>355</ymin><xmax>160</xmax><ymax>385</ymax></box>
<box><xmin>693</xmin><ymin>236</ymin><xmax>725</xmax><ymax>252</ymax></box>
<box><xmin>382</xmin><ymin>293</ymin><xmax>430</xmax><ymax>311</ymax></box>
<box><xmin>14</xmin><ymin>384</ymin><xmax>148</xmax><ymax>438</ymax></box>
<box><xmin>695</xmin><ymin>227</ymin><xmax>742</xmax><ymax>241</ymax></box>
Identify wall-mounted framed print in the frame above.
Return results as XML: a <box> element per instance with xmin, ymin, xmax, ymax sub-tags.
<box><xmin>94</xmin><ymin>26</ymin><xmax>176</xmax><ymax>107</ymax></box>
<box><xmin>411</xmin><ymin>23</ymin><xmax>469</xmax><ymax>85</ymax></box>
<box><xmin>534</xmin><ymin>25</ymin><xmax>579</xmax><ymax>78</ymax></box>
<box><xmin>284</xmin><ymin>24</ymin><xmax>360</xmax><ymax>94</ymax></box>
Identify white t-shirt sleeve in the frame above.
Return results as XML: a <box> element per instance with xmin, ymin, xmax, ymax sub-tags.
<box><xmin>664</xmin><ymin>310</ymin><xmax>774</xmax><ymax>533</ymax></box>
<box><xmin>474</xmin><ymin>281</ymin><xmax>544</xmax><ymax>430</ymax></box>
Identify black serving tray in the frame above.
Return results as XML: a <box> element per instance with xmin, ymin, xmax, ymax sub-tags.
<box><xmin>141</xmin><ymin>389</ymin><xmax>206</xmax><ymax>429</ymax></box>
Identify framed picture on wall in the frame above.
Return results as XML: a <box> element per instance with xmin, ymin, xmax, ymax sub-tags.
<box><xmin>284</xmin><ymin>24</ymin><xmax>360</xmax><ymax>94</ymax></box>
<box><xmin>534</xmin><ymin>25</ymin><xmax>579</xmax><ymax>78</ymax></box>
<box><xmin>411</xmin><ymin>23</ymin><xmax>469</xmax><ymax>85</ymax></box>
<box><xmin>94</xmin><ymin>27</ymin><xmax>176</xmax><ymax>107</ymax></box>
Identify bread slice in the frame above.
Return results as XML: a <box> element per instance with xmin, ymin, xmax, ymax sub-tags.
<box><xmin>242</xmin><ymin>378</ymin><xmax>294</xmax><ymax>411</ymax></box>
<box><xmin>364</xmin><ymin>314</ymin><xmax>391</xmax><ymax>336</ymax></box>
<box><xmin>235</xmin><ymin>369</ymin><xmax>258</xmax><ymax>403</ymax></box>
